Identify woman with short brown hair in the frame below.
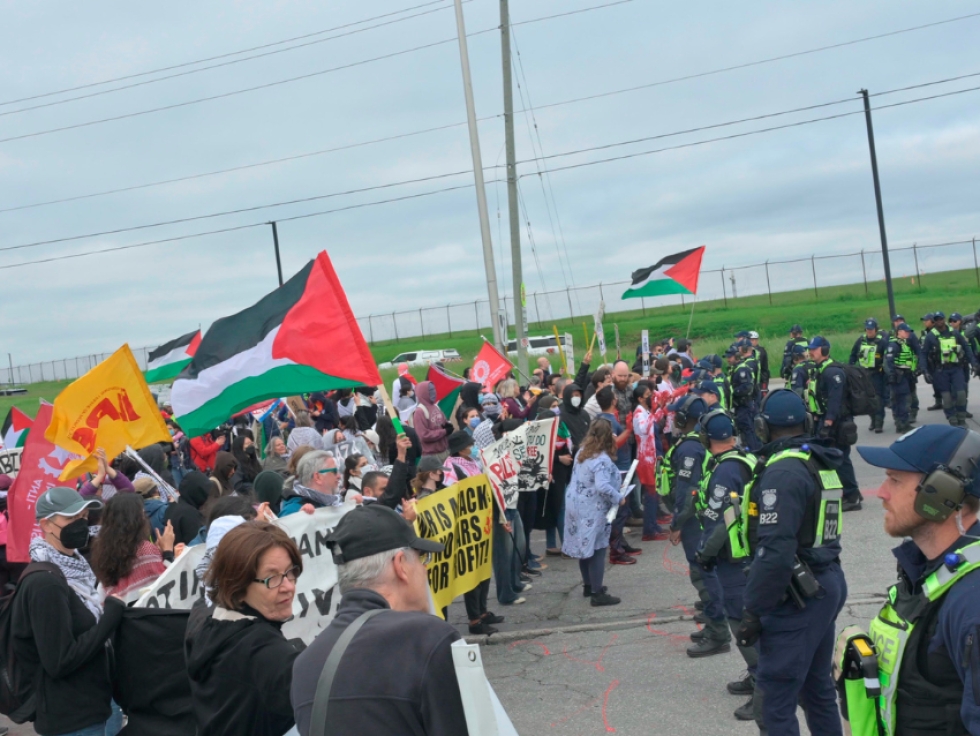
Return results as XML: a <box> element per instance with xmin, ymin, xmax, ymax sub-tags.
<box><xmin>184</xmin><ymin>521</ymin><xmax>303</xmax><ymax>736</ymax></box>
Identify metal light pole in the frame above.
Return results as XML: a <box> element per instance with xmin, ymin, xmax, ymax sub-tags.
<box><xmin>453</xmin><ymin>0</ymin><xmax>503</xmax><ymax>349</ymax></box>
<box><xmin>500</xmin><ymin>0</ymin><xmax>528</xmax><ymax>377</ymax></box>
<box><xmin>269</xmin><ymin>221</ymin><xmax>284</xmax><ymax>287</ymax></box>
<box><xmin>860</xmin><ymin>89</ymin><xmax>897</xmax><ymax>320</ymax></box>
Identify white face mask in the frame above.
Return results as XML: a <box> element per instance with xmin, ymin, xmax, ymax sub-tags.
<box><xmin>570</xmin><ymin>396</ymin><xmax>582</xmax><ymax>408</ymax></box>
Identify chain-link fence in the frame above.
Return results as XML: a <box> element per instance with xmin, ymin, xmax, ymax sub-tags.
<box><xmin>3</xmin><ymin>237</ymin><xmax>978</xmax><ymax>386</ymax></box>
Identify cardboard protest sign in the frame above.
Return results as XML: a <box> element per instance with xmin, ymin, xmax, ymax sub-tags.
<box><xmin>0</xmin><ymin>447</ymin><xmax>23</xmax><ymax>478</ymax></box>
<box><xmin>479</xmin><ymin>417</ymin><xmax>557</xmax><ymax>511</ymax></box>
<box><xmin>414</xmin><ymin>475</ymin><xmax>494</xmax><ymax>616</ymax></box>
<box><xmin>136</xmin><ymin>504</ymin><xmax>351</xmax><ymax>644</ymax></box>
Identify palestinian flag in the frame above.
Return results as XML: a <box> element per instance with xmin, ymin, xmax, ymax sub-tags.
<box><xmin>427</xmin><ymin>364</ymin><xmax>466</xmax><ymax>418</ymax></box>
<box><xmin>622</xmin><ymin>246</ymin><xmax>705</xmax><ymax>299</ymax></box>
<box><xmin>145</xmin><ymin>330</ymin><xmax>202</xmax><ymax>383</ymax></box>
<box><xmin>1</xmin><ymin>407</ymin><xmax>32</xmax><ymax>449</ymax></box>
<box><xmin>171</xmin><ymin>251</ymin><xmax>381</xmax><ymax>438</ymax></box>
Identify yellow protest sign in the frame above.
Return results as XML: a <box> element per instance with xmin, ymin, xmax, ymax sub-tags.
<box><xmin>414</xmin><ymin>474</ymin><xmax>494</xmax><ymax>616</ymax></box>
<box><xmin>45</xmin><ymin>344</ymin><xmax>171</xmax><ymax>480</ymax></box>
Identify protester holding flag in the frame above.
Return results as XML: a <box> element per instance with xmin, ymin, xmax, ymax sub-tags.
<box><xmin>231</xmin><ymin>434</ymin><xmax>263</xmax><ymax>489</ymax></box>
<box><xmin>412</xmin><ymin>380</ymin><xmax>452</xmax><ymax>461</ymax></box>
<box><xmin>79</xmin><ymin>448</ymin><xmax>135</xmax><ymax>500</ymax></box>
<box><xmin>11</xmin><ymin>487</ymin><xmax>125</xmax><ymax>736</ymax></box>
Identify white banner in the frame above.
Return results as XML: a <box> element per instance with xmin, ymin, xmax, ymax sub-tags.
<box><xmin>594</xmin><ymin>301</ymin><xmax>607</xmax><ymax>360</ymax></box>
<box><xmin>135</xmin><ymin>504</ymin><xmax>352</xmax><ymax>644</ymax></box>
<box><xmin>480</xmin><ymin>417</ymin><xmax>557</xmax><ymax>511</ymax></box>
<box><xmin>0</xmin><ymin>447</ymin><xmax>23</xmax><ymax>478</ymax></box>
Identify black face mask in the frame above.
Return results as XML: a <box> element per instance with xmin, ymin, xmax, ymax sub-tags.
<box><xmin>245</xmin><ymin>446</ymin><xmax>257</xmax><ymax>456</ymax></box>
<box><xmin>57</xmin><ymin>518</ymin><xmax>90</xmax><ymax>550</ymax></box>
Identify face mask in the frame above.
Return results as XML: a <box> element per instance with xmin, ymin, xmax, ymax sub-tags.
<box><xmin>550</xmin><ymin>406</ymin><xmax>561</xmax><ymax>415</ymax></box>
<box><xmin>483</xmin><ymin>404</ymin><xmax>501</xmax><ymax>417</ymax></box>
<box><xmin>245</xmin><ymin>446</ymin><xmax>256</xmax><ymax>456</ymax></box>
<box><xmin>471</xmin><ymin>446</ymin><xmax>480</xmax><ymax>460</ymax></box>
<box><xmin>571</xmin><ymin>396</ymin><xmax>582</xmax><ymax>408</ymax></box>
<box><xmin>428</xmin><ymin>385</ymin><xmax>437</xmax><ymax>403</ymax></box>
<box><xmin>469</xmin><ymin>416</ymin><xmax>482</xmax><ymax>429</ymax></box>
<box><xmin>56</xmin><ymin>518</ymin><xmax>91</xmax><ymax>550</ymax></box>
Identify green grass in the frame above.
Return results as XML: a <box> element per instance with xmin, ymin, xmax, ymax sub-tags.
<box><xmin>7</xmin><ymin>266</ymin><xmax>978</xmax><ymax>421</ymax></box>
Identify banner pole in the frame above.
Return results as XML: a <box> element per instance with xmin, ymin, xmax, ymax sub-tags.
<box><xmin>685</xmin><ymin>293</ymin><xmax>699</xmax><ymax>339</ymax></box>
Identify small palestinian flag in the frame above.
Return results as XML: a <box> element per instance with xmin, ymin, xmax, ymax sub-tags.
<box><xmin>1</xmin><ymin>407</ymin><xmax>32</xmax><ymax>449</ymax></box>
<box><xmin>145</xmin><ymin>330</ymin><xmax>202</xmax><ymax>384</ymax></box>
<box><xmin>171</xmin><ymin>251</ymin><xmax>381</xmax><ymax>437</ymax></box>
<box><xmin>427</xmin><ymin>364</ymin><xmax>466</xmax><ymax>418</ymax></box>
<box><xmin>622</xmin><ymin>246</ymin><xmax>705</xmax><ymax>299</ymax></box>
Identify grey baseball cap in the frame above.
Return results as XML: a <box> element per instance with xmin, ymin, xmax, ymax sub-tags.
<box><xmin>35</xmin><ymin>487</ymin><xmax>103</xmax><ymax>520</ymax></box>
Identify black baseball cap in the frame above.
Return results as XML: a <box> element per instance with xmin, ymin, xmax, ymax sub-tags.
<box><xmin>325</xmin><ymin>504</ymin><xmax>443</xmax><ymax>564</ymax></box>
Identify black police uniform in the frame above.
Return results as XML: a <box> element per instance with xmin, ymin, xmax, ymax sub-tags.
<box><xmin>668</xmin><ymin>433</ymin><xmax>729</xmax><ymax>645</ymax></box>
<box><xmin>884</xmin><ymin>334</ymin><xmax>916</xmax><ymax>432</ymax></box>
<box><xmin>755</xmin><ymin>346</ymin><xmax>771</xmax><ymax>394</ymax></box>
<box><xmin>849</xmin><ymin>331</ymin><xmax>889</xmax><ymax>432</ymax></box>
<box><xmin>922</xmin><ymin>325</ymin><xmax>978</xmax><ymax>425</ymax></box>
<box><xmin>742</xmin><ymin>438</ymin><xmax>847</xmax><ymax>735</ymax></box>
<box><xmin>904</xmin><ymin>330</ymin><xmax>923</xmax><ymax>421</ymax></box>
<box><xmin>811</xmin><ymin>358</ymin><xmax>861</xmax><ymax>505</ymax></box>
<box><xmin>732</xmin><ymin>358</ymin><xmax>762</xmax><ymax>452</ymax></box>
<box><xmin>781</xmin><ymin>335</ymin><xmax>808</xmax><ymax>381</ymax></box>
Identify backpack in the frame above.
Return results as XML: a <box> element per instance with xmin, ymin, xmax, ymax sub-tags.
<box><xmin>0</xmin><ymin>562</ymin><xmax>64</xmax><ymax>722</ymax></box>
<box><xmin>832</xmin><ymin>361</ymin><xmax>880</xmax><ymax>417</ymax></box>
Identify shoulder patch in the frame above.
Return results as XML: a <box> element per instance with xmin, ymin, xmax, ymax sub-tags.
<box><xmin>761</xmin><ymin>488</ymin><xmax>777</xmax><ymax>510</ymax></box>
<box><xmin>684</xmin><ymin>456</ymin><xmax>695</xmax><ymax>468</ymax></box>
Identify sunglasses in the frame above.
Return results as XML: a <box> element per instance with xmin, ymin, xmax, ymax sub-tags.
<box><xmin>316</xmin><ymin>468</ymin><xmax>339</xmax><ymax>475</ymax></box>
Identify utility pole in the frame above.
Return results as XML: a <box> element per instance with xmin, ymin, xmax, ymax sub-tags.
<box><xmin>269</xmin><ymin>221</ymin><xmax>284</xmax><ymax>287</ymax></box>
<box><xmin>860</xmin><ymin>89</ymin><xmax>897</xmax><ymax>320</ymax></box>
<box><xmin>453</xmin><ymin>0</ymin><xmax>503</xmax><ymax>350</ymax></box>
<box><xmin>500</xmin><ymin>0</ymin><xmax>528</xmax><ymax>377</ymax></box>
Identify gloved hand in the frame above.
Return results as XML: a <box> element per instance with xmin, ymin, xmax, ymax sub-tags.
<box><xmin>735</xmin><ymin>610</ymin><xmax>762</xmax><ymax>647</ymax></box>
<box><xmin>923</xmin><ymin>372</ymin><xmax>934</xmax><ymax>385</ymax></box>
<box><xmin>695</xmin><ymin>551</ymin><xmax>716</xmax><ymax>572</ymax></box>
<box><xmin>443</xmin><ymin>423</ymin><xmax>454</xmax><ymax>435</ymax></box>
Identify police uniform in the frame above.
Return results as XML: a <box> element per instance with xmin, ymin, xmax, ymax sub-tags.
<box><xmin>663</xmin><ymin>398</ymin><xmax>730</xmax><ymax>653</ymax></box>
<box><xmin>732</xmin><ymin>348</ymin><xmax>762</xmax><ymax>452</ymax></box>
<box><xmin>922</xmin><ymin>313</ymin><xmax>978</xmax><ymax>426</ymax></box>
<box><xmin>849</xmin><ymin>320</ymin><xmax>889</xmax><ymax>433</ymax></box>
<box><xmin>781</xmin><ymin>327</ymin><xmax>808</xmax><ymax>381</ymax></box>
<box><xmin>950</xmin><ymin>313</ymin><xmax>976</xmax><ymax>416</ymax></box>
<box><xmin>789</xmin><ymin>347</ymin><xmax>813</xmax><ymax>402</ymax></box>
<box><xmin>738</xmin><ymin>390</ymin><xmax>848</xmax><ymax>736</ymax></box>
<box><xmin>810</xmin><ymin>350</ymin><xmax>862</xmax><ymax>507</ymax></box>
<box><xmin>884</xmin><ymin>328</ymin><xmax>917</xmax><ymax>432</ymax></box>
<box><xmin>920</xmin><ymin>314</ymin><xmax>944</xmax><ymax>411</ymax></box>
<box><xmin>695</xmin><ymin>414</ymin><xmax>760</xmax><ymax>719</ymax></box>
<box><xmin>905</xmin><ymin>329</ymin><xmax>923</xmax><ymax>422</ymax></box>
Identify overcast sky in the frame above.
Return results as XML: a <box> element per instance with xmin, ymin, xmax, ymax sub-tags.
<box><xmin>1</xmin><ymin>0</ymin><xmax>979</xmax><ymax>363</ymax></box>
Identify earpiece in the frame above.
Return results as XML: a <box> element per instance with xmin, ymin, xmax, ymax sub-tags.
<box><xmin>914</xmin><ymin>430</ymin><xmax>980</xmax><ymax>522</ymax></box>
<box><xmin>698</xmin><ymin>408</ymin><xmax>731</xmax><ymax>449</ymax></box>
<box><xmin>673</xmin><ymin>394</ymin><xmax>699</xmax><ymax>429</ymax></box>
<box><xmin>753</xmin><ymin>389</ymin><xmax>814</xmax><ymax>446</ymax></box>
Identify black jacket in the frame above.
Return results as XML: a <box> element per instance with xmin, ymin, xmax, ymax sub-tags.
<box><xmin>11</xmin><ymin>568</ymin><xmax>124</xmax><ymax>736</ymax></box>
<box><xmin>291</xmin><ymin>589</ymin><xmax>469</xmax><ymax>736</ymax></box>
<box><xmin>184</xmin><ymin>603</ymin><xmax>302</xmax><ymax>736</ymax></box>
<box><xmin>166</xmin><ymin>471</ymin><xmax>211</xmax><ymax>545</ymax></box>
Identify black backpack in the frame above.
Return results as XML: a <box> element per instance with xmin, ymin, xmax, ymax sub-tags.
<box><xmin>0</xmin><ymin>562</ymin><xmax>64</xmax><ymax>722</ymax></box>
<box><xmin>832</xmin><ymin>361</ymin><xmax>880</xmax><ymax>417</ymax></box>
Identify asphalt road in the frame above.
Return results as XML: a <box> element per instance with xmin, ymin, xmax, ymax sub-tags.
<box><xmin>0</xmin><ymin>381</ymin><xmax>971</xmax><ymax>735</ymax></box>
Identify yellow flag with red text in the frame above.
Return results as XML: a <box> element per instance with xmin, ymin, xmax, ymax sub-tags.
<box><xmin>45</xmin><ymin>344</ymin><xmax>171</xmax><ymax>480</ymax></box>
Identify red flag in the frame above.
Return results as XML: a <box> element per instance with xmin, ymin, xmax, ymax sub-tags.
<box><xmin>471</xmin><ymin>342</ymin><xmax>514</xmax><ymax>389</ymax></box>
<box><xmin>6</xmin><ymin>404</ymin><xmax>81</xmax><ymax>562</ymax></box>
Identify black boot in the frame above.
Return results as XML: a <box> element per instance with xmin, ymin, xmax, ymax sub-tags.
<box><xmin>727</xmin><ymin>673</ymin><xmax>754</xmax><ymax>695</ymax></box>
<box><xmin>928</xmin><ymin>402</ymin><xmax>943</xmax><ymax>411</ymax></box>
<box><xmin>686</xmin><ymin>637</ymin><xmax>731</xmax><ymax>658</ymax></box>
<box><xmin>591</xmin><ymin>591</ymin><xmax>621</xmax><ymax>607</ymax></box>
<box><xmin>734</xmin><ymin>695</ymin><xmax>757</xmax><ymax>721</ymax></box>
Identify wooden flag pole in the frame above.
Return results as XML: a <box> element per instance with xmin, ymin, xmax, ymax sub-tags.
<box><xmin>685</xmin><ymin>293</ymin><xmax>699</xmax><ymax>339</ymax></box>
<box><xmin>551</xmin><ymin>326</ymin><xmax>568</xmax><ymax>372</ymax></box>
<box><xmin>375</xmin><ymin>381</ymin><xmax>406</xmax><ymax>436</ymax></box>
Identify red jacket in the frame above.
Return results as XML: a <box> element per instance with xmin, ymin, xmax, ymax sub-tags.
<box><xmin>190</xmin><ymin>434</ymin><xmax>223</xmax><ymax>472</ymax></box>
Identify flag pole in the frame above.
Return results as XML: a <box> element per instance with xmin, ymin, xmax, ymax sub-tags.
<box><xmin>685</xmin><ymin>293</ymin><xmax>699</xmax><ymax>339</ymax></box>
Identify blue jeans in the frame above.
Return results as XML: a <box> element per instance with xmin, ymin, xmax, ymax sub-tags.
<box><xmin>492</xmin><ymin>510</ymin><xmax>526</xmax><ymax>604</ymax></box>
<box><xmin>641</xmin><ymin>484</ymin><xmax>664</xmax><ymax>537</ymax></box>
<box><xmin>545</xmin><ymin>496</ymin><xmax>565</xmax><ymax>549</ymax></box>
<box><xmin>55</xmin><ymin>723</ymin><xmax>108</xmax><ymax>736</ymax></box>
<box><xmin>106</xmin><ymin>700</ymin><xmax>124</xmax><ymax>736</ymax></box>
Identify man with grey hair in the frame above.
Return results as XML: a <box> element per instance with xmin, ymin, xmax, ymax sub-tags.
<box><xmin>291</xmin><ymin>504</ymin><xmax>468</xmax><ymax>736</ymax></box>
<box><xmin>279</xmin><ymin>450</ymin><xmax>361</xmax><ymax>516</ymax></box>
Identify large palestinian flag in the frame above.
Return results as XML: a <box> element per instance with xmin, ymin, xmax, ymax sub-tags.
<box><xmin>1</xmin><ymin>407</ymin><xmax>32</xmax><ymax>449</ymax></box>
<box><xmin>426</xmin><ymin>364</ymin><xmax>466</xmax><ymax>418</ymax></box>
<box><xmin>622</xmin><ymin>246</ymin><xmax>705</xmax><ymax>299</ymax></box>
<box><xmin>145</xmin><ymin>330</ymin><xmax>202</xmax><ymax>383</ymax></box>
<box><xmin>171</xmin><ymin>251</ymin><xmax>381</xmax><ymax>437</ymax></box>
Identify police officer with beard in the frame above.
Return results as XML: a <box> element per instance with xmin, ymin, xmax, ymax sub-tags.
<box><xmin>736</xmin><ymin>390</ymin><xmax>847</xmax><ymax>736</ymax></box>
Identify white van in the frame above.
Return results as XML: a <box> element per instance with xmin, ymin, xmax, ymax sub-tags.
<box><xmin>505</xmin><ymin>334</ymin><xmax>574</xmax><ymax>369</ymax></box>
<box><xmin>378</xmin><ymin>348</ymin><xmax>461</xmax><ymax>371</ymax></box>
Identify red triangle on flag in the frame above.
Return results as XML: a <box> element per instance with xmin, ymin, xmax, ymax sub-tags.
<box><xmin>186</xmin><ymin>330</ymin><xmax>202</xmax><ymax>357</ymax></box>
<box><xmin>273</xmin><ymin>252</ymin><xmax>382</xmax><ymax>386</ymax></box>
<box><xmin>664</xmin><ymin>245</ymin><xmax>705</xmax><ymax>294</ymax></box>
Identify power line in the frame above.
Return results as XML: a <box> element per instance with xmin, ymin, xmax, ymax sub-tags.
<box><xmin>3</xmin><ymin>11</ymin><xmax>973</xmax><ymax>215</ymax></box>
<box><xmin>0</xmin><ymin>0</ymin><xmax>635</xmax><ymax>145</ymax></box>
<box><xmin>0</xmin><ymin>0</ymin><xmax>452</xmax><ymax>108</ymax></box>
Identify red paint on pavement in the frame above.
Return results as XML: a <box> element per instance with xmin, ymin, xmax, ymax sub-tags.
<box><xmin>508</xmin><ymin>640</ymin><xmax>551</xmax><ymax>656</ymax></box>
<box><xmin>662</xmin><ymin>543</ymin><xmax>689</xmax><ymax>577</ymax></box>
<box><xmin>562</xmin><ymin>633</ymin><xmax>618</xmax><ymax>672</ymax></box>
<box><xmin>601</xmin><ymin>679</ymin><xmax>620</xmax><ymax>732</ymax></box>
<box><xmin>646</xmin><ymin>612</ymin><xmax>691</xmax><ymax>642</ymax></box>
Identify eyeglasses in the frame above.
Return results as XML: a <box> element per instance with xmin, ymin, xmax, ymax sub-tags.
<box><xmin>253</xmin><ymin>566</ymin><xmax>301</xmax><ymax>589</ymax></box>
<box><xmin>416</xmin><ymin>551</ymin><xmax>433</xmax><ymax>566</ymax></box>
<box><xmin>316</xmin><ymin>468</ymin><xmax>338</xmax><ymax>475</ymax></box>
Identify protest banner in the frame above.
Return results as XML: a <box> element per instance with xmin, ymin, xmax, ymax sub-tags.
<box><xmin>0</xmin><ymin>447</ymin><xmax>23</xmax><ymax>477</ymax></box>
<box><xmin>6</xmin><ymin>403</ymin><xmax>83</xmax><ymax>562</ymax></box>
<box><xmin>136</xmin><ymin>504</ymin><xmax>352</xmax><ymax>644</ymax></box>
<box><xmin>45</xmin><ymin>344</ymin><xmax>171</xmax><ymax>480</ymax></box>
<box><xmin>479</xmin><ymin>417</ymin><xmax>557</xmax><ymax>511</ymax></box>
<box><xmin>594</xmin><ymin>301</ymin><xmax>607</xmax><ymax>360</ymax></box>
<box><xmin>641</xmin><ymin>329</ymin><xmax>651</xmax><ymax>378</ymax></box>
<box><xmin>414</xmin><ymin>475</ymin><xmax>494</xmax><ymax>616</ymax></box>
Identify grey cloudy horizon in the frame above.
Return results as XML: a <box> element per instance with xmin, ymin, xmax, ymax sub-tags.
<box><xmin>1</xmin><ymin>0</ymin><xmax>979</xmax><ymax>364</ymax></box>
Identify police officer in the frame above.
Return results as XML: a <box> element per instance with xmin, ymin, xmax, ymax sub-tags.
<box><xmin>702</xmin><ymin>354</ymin><xmax>732</xmax><ymax>409</ymax></box>
<box><xmin>749</xmin><ymin>332</ymin><xmax>770</xmax><ymax>395</ymax></box>
<box><xmin>851</xmin><ymin>425</ymin><xmax>980</xmax><ymax>735</ymax></box>
<box><xmin>789</xmin><ymin>344</ymin><xmax>813</xmax><ymax>402</ymax></box>
<box><xmin>893</xmin><ymin>314</ymin><xmax>923</xmax><ymax>424</ymax></box>
<box><xmin>884</xmin><ymin>323</ymin><xmax>916</xmax><ymax>433</ymax></box>
<box><xmin>848</xmin><ymin>318</ymin><xmax>889</xmax><ymax>434</ymax></box>
<box><xmin>735</xmin><ymin>390</ymin><xmax>847</xmax><ymax>736</ymax></box>
<box><xmin>694</xmin><ymin>410</ymin><xmax>761</xmax><ymax>722</ymax></box>
<box><xmin>921</xmin><ymin>313</ymin><xmax>945</xmax><ymax>412</ymax></box>
<box><xmin>808</xmin><ymin>336</ymin><xmax>862</xmax><ymax>511</ymax></box>
<box><xmin>731</xmin><ymin>339</ymin><xmax>762</xmax><ymax>452</ymax></box>
<box><xmin>949</xmin><ymin>312</ymin><xmax>976</xmax><ymax>419</ymax></box>
<box><xmin>663</xmin><ymin>395</ymin><xmax>730</xmax><ymax>657</ymax></box>
<box><xmin>922</xmin><ymin>311</ymin><xmax>979</xmax><ymax>426</ymax></box>
<box><xmin>781</xmin><ymin>325</ymin><xmax>808</xmax><ymax>381</ymax></box>
<box><xmin>691</xmin><ymin>380</ymin><xmax>722</xmax><ymax>409</ymax></box>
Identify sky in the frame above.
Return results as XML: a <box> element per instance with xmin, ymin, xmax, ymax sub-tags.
<box><xmin>1</xmin><ymin>0</ymin><xmax>979</xmax><ymax>363</ymax></box>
